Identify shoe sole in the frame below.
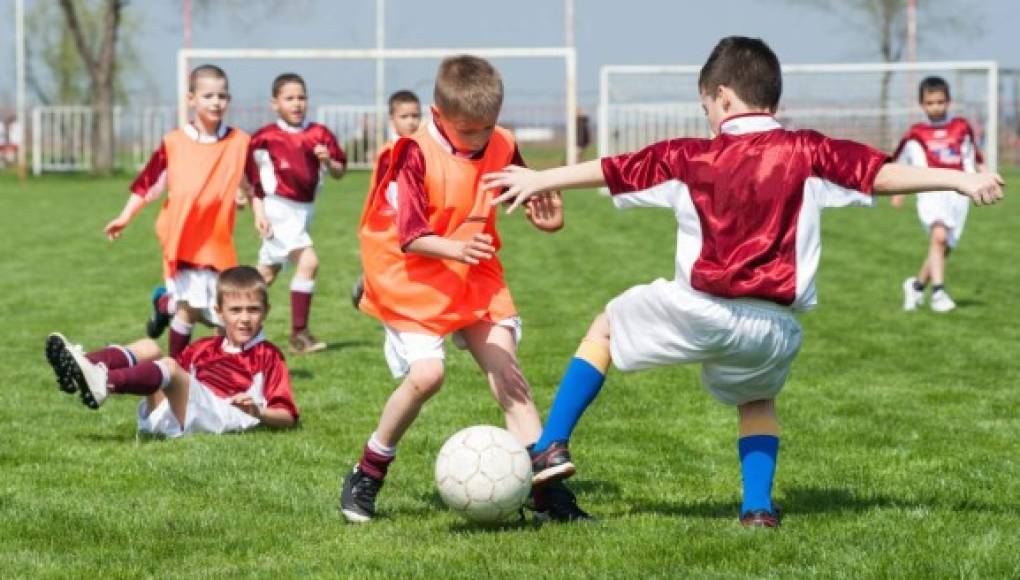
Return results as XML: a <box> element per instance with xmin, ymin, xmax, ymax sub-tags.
<box><xmin>290</xmin><ymin>343</ymin><xmax>327</xmax><ymax>355</ymax></box>
<box><xmin>57</xmin><ymin>341</ymin><xmax>101</xmax><ymax>410</ymax></box>
<box><xmin>45</xmin><ymin>334</ymin><xmax>78</xmax><ymax>394</ymax></box>
<box><xmin>532</xmin><ymin>462</ymin><xmax>577</xmax><ymax>487</ymax></box>
<box><xmin>340</xmin><ymin>507</ymin><xmax>372</xmax><ymax>524</ymax></box>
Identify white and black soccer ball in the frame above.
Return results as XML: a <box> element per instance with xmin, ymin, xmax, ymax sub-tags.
<box><xmin>435</xmin><ymin>425</ymin><xmax>533</xmax><ymax>522</ymax></box>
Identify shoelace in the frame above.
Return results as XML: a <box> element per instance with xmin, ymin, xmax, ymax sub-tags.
<box><xmin>353</xmin><ymin>475</ymin><xmax>381</xmax><ymax>504</ymax></box>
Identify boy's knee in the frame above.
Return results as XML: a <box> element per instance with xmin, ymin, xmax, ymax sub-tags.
<box><xmin>131</xmin><ymin>338</ymin><xmax>163</xmax><ymax>361</ymax></box>
<box><xmin>931</xmin><ymin>225</ymin><xmax>948</xmax><ymax>245</ymax></box>
<box><xmin>258</xmin><ymin>265</ymin><xmax>278</xmax><ymax>285</ymax></box>
<box><xmin>407</xmin><ymin>360</ymin><xmax>445</xmax><ymax>398</ymax></box>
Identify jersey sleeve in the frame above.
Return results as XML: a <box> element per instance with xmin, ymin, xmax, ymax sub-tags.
<box><xmin>246</xmin><ymin>133</ymin><xmax>270</xmax><ymax>198</ymax></box>
<box><xmin>963</xmin><ymin>120</ymin><xmax>985</xmax><ymax>167</ymax></box>
<box><xmin>129</xmin><ymin>141</ymin><xmax>169</xmax><ymax>202</ymax></box>
<box><xmin>261</xmin><ymin>349</ymin><xmax>299</xmax><ymax>420</ymax></box>
<box><xmin>809</xmin><ymin>132</ymin><xmax>889</xmax><ymax>194</ymax></box>
<box><xmin>393</xmin><ymin>142</ymin><xmax>434</xmax><ymax>249</ymax></box>
<box><xmin>600</xmin><ymin>139</ymin><xmax>694</xmax><ymax>209</ymax></box>
<box><xmin>895</xmin><ymin>139</ymin><xmax>927</xmax><ymax>167</ymax></box>
<box><xmin>321</xmin><ymin>127</ymin><xmax>347</xmax><ymax>167</ymax></box>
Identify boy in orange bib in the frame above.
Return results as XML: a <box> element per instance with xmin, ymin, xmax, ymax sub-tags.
<box><xmin>341</xmin><ymin>55</ymin><xmax>589</xmax><ymax>524</ymax></box>
<box><xmin>105</xmin><ymin>65</ymin><xmax>264</xmax><ymax>360</ymax></box>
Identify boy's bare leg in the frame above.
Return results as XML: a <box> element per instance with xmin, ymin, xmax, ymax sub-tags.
<box><xmin>158</xmin><ymin>358</ymin><xmax>191</xmax><ymax>427</ymax></box>
<box><xmin>258</xmin><ymin>263</ymin><xmax>282</xmax><ymax>286</ymax></box>
<box><xmin>462</xmin><ymin>320</ymin><xmax>542</xmax><ymax>446</ymax></box>
<box><xmin>288</xmin><ymin>246</ymin><xmax>325</xmax><ymax>352</ymax></box>
<box><xmin>922</xmin><ymin>223</ymin><xmax>948</xmax><ymax>286</ymax></box>
<box><xmin>373</xmin><ymin>358</ymin><xmax>445</xmax><ymax>448</ymax></box>
<box><xmin>736</xmin><ymin>398</ymin><xmax>781</xmax><ymax>526</ymax></box>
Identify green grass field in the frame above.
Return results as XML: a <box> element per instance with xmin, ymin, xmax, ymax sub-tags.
<box><xmin>2</xmin><ymin>166</ymin><xmax>1018</xmax><ymax>578</ymax></box>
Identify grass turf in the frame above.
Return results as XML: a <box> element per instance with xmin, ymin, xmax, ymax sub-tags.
<box><xmin>1</xmin><ymin>166</ymin><xmax>1018</xmax><ymax>578</ymax></box>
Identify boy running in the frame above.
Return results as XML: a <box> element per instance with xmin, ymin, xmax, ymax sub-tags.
<box><xmin>46</xmin><ymin>266</ymin><xmax>298</xmax><ymax>437</ymax></box>
<box><xmin>340</xmin><ymin>55</ymin><xmax>588</xmax><ymax>524</ymax></box>
<box><xmin>892</xmin><ymin>76</ymin><xmax>986</xmax><ymax>312</ymax></box>
<box><xmin>484</xmin><ymin>37</ymin><xmax>1004</xmax><ymax>528</ymax></box>
<box><xmin>248</xmin><ymin>73</ymin><xmax>347</xmax><ymax>353</ymax></box>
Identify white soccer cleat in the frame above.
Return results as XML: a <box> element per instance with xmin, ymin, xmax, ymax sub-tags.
<box><xmin>930</xmin><ymin>289</ymin><xmax>957</xmax><ymax>313</ymax></box>
<box><xmin>65</xmin><ymin>344</ymin><xmax>109</xmax><ymax>409</ymax></box>
<box><xmin>902</xmin><ymin>277</ymin><xmax>924</xmax><ymax>311</ymax></box>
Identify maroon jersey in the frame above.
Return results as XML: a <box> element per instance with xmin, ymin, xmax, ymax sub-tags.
<box><xmin>602</xmin><ymin>114</ymin><xmax>889</xmax><ymax>310</ymax></box>
<box><xmin>178</xmin><ymin>333</ymin><xmax>299</xmax><ymax>419</ymax></box>
<box><xmin>247</xmin><ymin>120</ymin><xmax>346</xmax><ymax>202</ymax></box>
<box><xmin>892</xmin><ymin>117</ymin><xmax>983</xmax><ymax>170</ymax></box>
<box><xmin>390</xmin><ymin>120</ymin><xmax>526</xmax><ymax>248</ymax></box>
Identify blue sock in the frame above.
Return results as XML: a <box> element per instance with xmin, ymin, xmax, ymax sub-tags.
<box><xmin>738</xmin><ymin>434</ymin><xmax>779</xmax><ymax>515</ymax></box>
<box><xmin>533</xmin><ymin>357</ymin><xmax>606</xmax><ymax>452</ymax></box>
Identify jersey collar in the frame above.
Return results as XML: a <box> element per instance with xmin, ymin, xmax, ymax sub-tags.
<box><xmin>924</xmin><ymin>114</ymin><xmax>955</xmax><ymax>127</ymax></box>
<box><xmin>221</xmin><ymin>330</ymin><xmax>266</xmax><ymax>353</ymax></box>
<box><xmin>720</xmin><ymin>113</ymin><xmax>782</xmax><ymax>135</ymax></box>
<box><xmin>276</xmin><ymin>118</ymin><xmax>311</xmax><ymax>133</ymax></box>
<box><xmin>184</xmin><ymin>122</ymin><xmax>229</xmax><ymax>143</ymax></box>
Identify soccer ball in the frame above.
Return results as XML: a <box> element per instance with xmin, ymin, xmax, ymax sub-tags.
<box><xmin>435</xmin><ymin>425</ymin><xmax>533</xmax><ymax>522</ymax></box>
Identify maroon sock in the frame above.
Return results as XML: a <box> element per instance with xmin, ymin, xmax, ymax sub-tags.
<box><xmin>156</xmin><ymin>293</ymin><xmax>171</xmax><ymax>316</ymax></box>
<box><xmin>291</xmin><ymin>290</ymin><xmax>313</xmax><ymax>336</ymax></box>
<box><xmin>85</xmin><ymin>346</ymin><xmax>134</xmax><ymax>370</ymax></box>
<box><xmin>107</xmin><ymin>361</ymin><xmax>165</xmax><ymax>395</ymax></box>
<box><xmin>358</xmin><ymin>445</ymin><xmax>395</xmax><ymax>481</ymax></box>
<box><xmin>168</xmin><ymin>328</ymin><xmax>191</xmax><ymax>361</ymax></box>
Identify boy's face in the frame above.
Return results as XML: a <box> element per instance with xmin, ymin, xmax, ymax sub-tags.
<box><xmin>390</xmin><ymin>101</ymin><xmax>422</xmax><ymax>137</ymax></box>
<box><xmin>920</xmin><ymin>89</ymin><xmax>950</xmax><ymax>122</ymax></box>
<box><xmin>216</xmin><ymin>292</ymin><xmax>268</xmax><ymax>347</ymax></box>
<box><xmin>432</xmin><ymin>105</ymin><xmax>497</xmax><ymax>153</ymax></box>
<box><xmin>273</xmin><ymin>82</ymin><xmax>308</xmax><ymax>126</ymax></box>
<box><xmin>187</xmin><ymin>76</ymin><xmax>230</xmax><ymax>127</ymax></box>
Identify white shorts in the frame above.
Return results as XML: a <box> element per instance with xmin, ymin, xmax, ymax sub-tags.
<box><xmin>606</xmin><ymin>278</ymin><xmax>803</xmax><ymax>406</ymax></box>
<box><xmin>382</xmin><ymin>317</ymin><xmax>522</xmax><ymax>378</ymax></box>
<box><xmin>259</xmin><ymin>195</ymin><xmax>314</xmax><ymax>266</ymax></box>
<box><xmin>136</xmin><ymin>376</ymin><xmax>262</xmax><ymax>438</ymax></box>
<box><xmin>916</xmin><ymin>190</ymin><xmax>970</xmax><ymax>248</ymax></box>
<box><xmin>166</xmin><ymin>268</ymin><xmax>221</xmax><ymax>327</ymax></box>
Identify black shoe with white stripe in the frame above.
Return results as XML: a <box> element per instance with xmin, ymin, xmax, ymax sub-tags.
<box><xmin>340</xmin><ymin>465</ymin><xmax>383</xmax><ymax>523</ymax></box>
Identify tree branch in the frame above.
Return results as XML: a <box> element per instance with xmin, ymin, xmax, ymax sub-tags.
<box><xmin>57</xmin><ymin>0</ymin><xmax>99</xmax><ymax>84</ymax></box>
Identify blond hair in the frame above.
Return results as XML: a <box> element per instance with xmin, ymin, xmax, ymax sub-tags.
<box><xmin>433</xmin><ymin>55</ymin><xmax>503</xmax><ymax>120</ymax></box>
<box><xmin>189</xmin><ymin>64</ymin><xmax>229</xmax><ymax>93</ymax></box>
<box><xmin>216</xmin><ymin>266</ymin><xmax>268</xmax><ymax>307</ymax></box>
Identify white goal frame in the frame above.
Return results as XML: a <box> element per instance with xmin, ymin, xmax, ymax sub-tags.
<box><xmin>178</xmin><ymin>47</ymin><xmax>579</xmax><ymax>164</ymax></box>
<box><xmin>599</xmin><ymin>60</ymin><xmax>999</xmax><ymax>171</ymax></box>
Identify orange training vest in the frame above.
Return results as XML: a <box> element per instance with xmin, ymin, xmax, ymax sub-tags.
<box><xmin>359</xmin><ymin>125</ymin><xmax>517</xmax><ymax>335</ymax></box>
<box><xmin>367</xmin><ymin>141</ymin><xmax>394</xmax><ymax>195</ymax></box>
<box><xmin>156</xmin><ymin>127</ymin><xmax>250</xmax><ymax>278</ymax></box>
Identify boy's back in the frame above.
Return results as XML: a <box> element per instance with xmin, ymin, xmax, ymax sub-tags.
<box><xmin>602</xmin><ymin>114</ymin><xmax>886</xmax><ymax>310</ymax></box>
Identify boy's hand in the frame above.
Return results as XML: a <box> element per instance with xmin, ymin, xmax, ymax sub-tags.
<box><xmin>104</xmin><ymin>216</ymin><xmax>130</xmax><ymax>241</ymax></box>
<box><xmin>890</xmin><ymin>194</ymin><xmax>904</xmax><ymax>208</ymax></box>
<box><xmin>525</xmin><ymin>191</ymin><xmax>564</xmax><ymax>232</ymax></box>
<box><xmin>958</xmin><ymin>172</ymin><xmax>1005</xmax><ymax>206</ymax></box>
<box><xmin>314</xmin><ymin>143</ymin><xmax>331</xmax><ymax>163</ymax></box>
<box><xmin>230</xmin><ymin>394</ymin><xmax>262</xmax><ymax>418</ymax></box>
<box><xmin>484</xmin><ymin>165</ymin><xmax>544</xmax><ymax>213</ymax></box>
<box><xmin>255</xmin><ymin>214</ymin><xmax>273</xmax><ymax>239</ymax></box>
<box><xmin>235</xmin><ymin>188</ymin><xmax>249</xmax><ymax>210</ymax></box>
<box><xmin>456</xmin><ymin>233</ymin><xmax>495</xmax><ymax>265</ymax></box>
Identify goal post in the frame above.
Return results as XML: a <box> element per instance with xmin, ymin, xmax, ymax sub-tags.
<box><xmin>599</xmin><ymin>60</ymin><xmax>999</xmax><ymax>172</ymax></box>
<box><xmin>177</xmin><ymin>47</ymin><xmax>579</xmax><ymax>164</ymax></box>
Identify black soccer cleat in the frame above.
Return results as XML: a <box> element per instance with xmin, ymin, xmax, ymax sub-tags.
<box><xmin>145</xmin><ymin>286</ymin><xmax>171</xmax><ymax>339</ymax></box>
<box><xmin>740</xmin><ymin>504</ymin><xmax>783</xmax><ymax>529</ymax></box>
<box><xmin>530</xmin><ymin>480</ymin><xmax>594</xmax><ymax>524</ymax></box>
<box><xmin>45</xmin><ymin>333</ymin><xmax>78</xmax><ymax>394</ymax></box>
<box><xmin>530</xmin><ymin>441</ymin><xmax>576</xmax><ymax>486</ymax></box>
<box><xmin>350</xmin><ymin>274</ymin><xmax>365</xmax><ymax>310</ymax></box>
<box><xmin>340</xmin><ymin>465</ymin><xmax>383</xmax><ymax>523</ymax></box>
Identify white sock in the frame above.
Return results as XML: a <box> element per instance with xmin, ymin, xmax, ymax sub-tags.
<box><xmin>367</xmin><ymin>432</ymin><xmax>397</xmax><ymax>457</ymax></box>
<box><xmin>290</xmin><ymin>277</ymin><xmax>315</xmax><ymax>294</ymax></box>
<box><xmin>170</xmin><ymin>318</ymin><xmax>193</xmax><ymax>336</ymax></box>
<box><xmin>154</xmin><ymin>360</ymin><xmax>172</xmax><ymax>389</ymax></box>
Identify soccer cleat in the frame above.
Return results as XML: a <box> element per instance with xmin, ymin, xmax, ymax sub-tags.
<box><xmin>45</xmin><ymin>333</ymin><xmax>80</xmax><ymax>394</ymax></box>
<box><xmin>290</xmin><ymin>330</ymin><xmax>327</xmax><ymax>355</ymax></box>
<box><xmin>530</xmin><ymin>441</ymin><xmax>576</xmax><ymax>486</ymax></box>
<box><xmin>902</xmin><ymin>277</ymin><xmax>924</xmax><ymax>311</ymax></box>
<box><xmin>61</xmin><ymin>340</ymin><xmax>109</xmax><ymax>409</ymax></box>
<box><xmin>740</xmin><ymin>504</ymin><xmax>782</xmax><ymax>529</ymax></box>
<box><xmin>930</xmin><ymin>289</ymin><xmax>957</xmax><ymax>313</ymax></box>
<box><xmin>530</xmin><ymin>480</ymin><xmax>594</xmax><ymax>524</ymax></box>
<box><xmin>145</xmin><ymin>286</ymin><xmax>171</xmax><ymax>339</ymax></box>
<box><xmin>350</xmin><ymin>274</ymin><xmax>365</xmax><ymax>310</ymax></box>
<box><xmin>340</xmin><ymin>465</ymin><xmax>383</xmax><ymax>523</ymax></box>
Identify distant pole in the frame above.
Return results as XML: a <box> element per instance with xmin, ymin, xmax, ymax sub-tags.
<box><xmin>375</xmin><ymin>0</ymin><xmax>385</xmax><ymax>151</ymax></box>
<box><xmin>183</xmin><ymin>0</ymin><xmax>192</xmax><ymax>49</ymax></box>
<box><xmin>15</xmin><ymin>0</ymin><xmax>27</xmax><ymax>180</ymax></box>
<box><xmin>564</xmin><ymin>0</ymin><xmax>577</xmax><ymax>163</ymax></box>
<box><xmin>906</xmin><ymin>0</ymin><xmax>917</xmax><ymax>115</ymax></box>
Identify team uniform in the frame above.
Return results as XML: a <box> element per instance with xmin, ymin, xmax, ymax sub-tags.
<box><xmin>138</xmin><ymin>332</ymin><xmax>298</xmax><ymax>437</ymax></box>
<box><xmin>247</xmin><ymin>119</ymin><xmax>346</xmax><ymax>265</ymax></box>
<box><xmin>131</xmin><ymin>123</ymin><xmax>252</xmax><ymax>326</ymax></box>
<box><xmin>892</xmin><ymin>117</ymin><xmax>982</xmax><ymax>247</ymax></box>
<box><xmin>600</xmin><ymin>114</ymin><xmax>888</xmax><ymax>404</ymax></box>
<box><xmin>359</xmin><ymin>120</ymin><xmax>526</xmax><ymax>377</ymax></box>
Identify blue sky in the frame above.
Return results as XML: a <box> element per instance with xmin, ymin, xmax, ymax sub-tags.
<box><xmin>2</xmin><ymin>0</ymin><xmax>1017</xmax><ymax>108</ymax></box>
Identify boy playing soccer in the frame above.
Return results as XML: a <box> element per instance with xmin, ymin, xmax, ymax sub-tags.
<box><xmin>892</xmin><ymin>76</ymin><xmax>986</xmax><ymax>312</ymax></box>
<box><xmin>351</xmin><ymin>90</ymin><xmax>423</xmax><ymax>309</ymax></box>
<box><xmin>107</xmin><ymin>65</ymin><xmax>264</xmax><ymax>359</ymax></box>
<box><xmin>45</xmin><ymin>266</ymin><xmax>298</xmax><ymax>437</ymax></box>
<box><xmin>248</xmin><ymin>73</ymin><xmax>347</xmax><ymax>353</ymax></box>
<box><xmin>341</xmin><ymin>55</ymin><xmax>588</xmax><ymax>524</ymax></box>
<box><xmin>484</xmin><ymin>37</ymin><xmax>1004</xmax><ymax>528</ymax></box>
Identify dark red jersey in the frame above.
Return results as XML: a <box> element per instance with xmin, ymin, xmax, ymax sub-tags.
<box><xmin>247</xmin><ymin>120</ymin><xmax>346</xmax><ymax>202</ymax></box>
<box><xmin>892</xmin><ymin>117</ymin><xmax>983</xmax><ymax>170</ymax></box>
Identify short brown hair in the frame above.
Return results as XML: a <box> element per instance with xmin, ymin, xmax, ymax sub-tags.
<box><xmin>433</xmin><ymin>55</ymin><xmax>503</xmax><ymax>120</ymax></box>
<box><xmin>272</xmin><ymin>73</ymin><xmax>306</xmax><ymax>97</ymax></box>
<box><xmin>919</xmin><ymin>76</ymin><xmax>951</xmax><ymax>102</ymax></box>
<box><xmin>189</xmin><ymin>64</ymin><xmax>229</xmax><ymax>93</ymax></box>
<box><xmin>698</xmin><ymin>36</ymin><xmax>782</xmax><ymax>112</ymax></box>
<box><xmin>216</xmin><ymin>266</ymin><xmax>269</xmax><ymax>307</ymax></box>
<box><xmin>388</xmin><ymin>89</ymin><xmax>420</xmax><ymax>114</ymax></box>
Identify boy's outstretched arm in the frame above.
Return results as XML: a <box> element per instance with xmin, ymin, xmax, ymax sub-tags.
<box><xmin>485</xmin><ymin>160</ymin><xmax>606</xmax><ymax>213</ymax></box>
<box><xmin>872</xmin><ymin>164</ymin><xmax>1005</xmax><ymax>205</ymax></box>
<box><xmin>104</xmin><ymin>194</ymin><xmax>147</xmax><ymax>241</ymax></box>
<box><xmin>405</xmin><ymin>233</ymin><xmax>496</xmax><ymax>265</ymax></box>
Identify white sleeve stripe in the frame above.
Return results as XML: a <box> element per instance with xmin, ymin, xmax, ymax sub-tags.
<box><xmin>253</xmin><ymin>148</ymin><xmax>278</xmax><ymax>196</ymax></box>
<box><xmin>611</xmin><ymin>178</ymin><xmax>683</xmax><ymax>210</ymax></box>
<box><xmin>806</xmin><ymin>176</ymin><xmax>874</xmax><ymax>209</ymax></box>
